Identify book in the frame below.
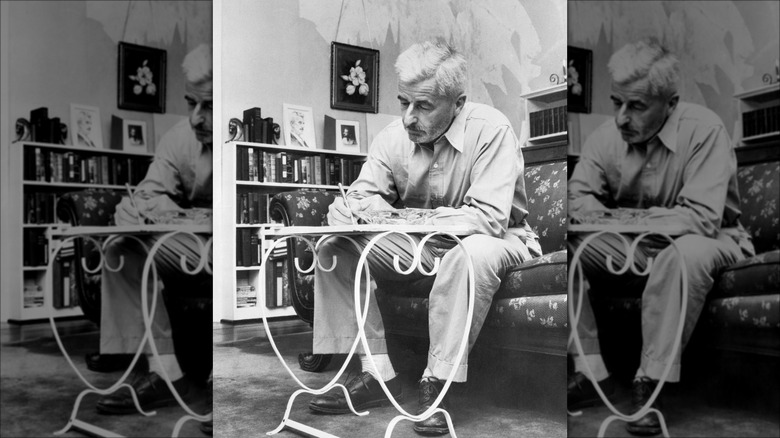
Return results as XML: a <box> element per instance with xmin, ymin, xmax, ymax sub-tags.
<box><xmin>243</xmin><ymin>107</ymin><xmax>263</xmax><ymax>142</ymax></box>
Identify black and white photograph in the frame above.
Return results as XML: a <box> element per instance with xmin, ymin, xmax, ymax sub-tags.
<box><xmin>2</xmin><ymin>1</ymin><xmax>778</xmax><ymax>438</ymax></box>
<box><xmin>70</xmin><ymin>103</ymin><xmax>103</xmax><ymax>148</ymax></box>
<box><xmin>567</xmin><ymin>1</ymin><xmax>779</xmax><ymax>437</ymax></box>
<box><xmin>335</xmin><ymin>119</ymin><xmax>360</xmax><ymax>153</ymax></box>
<box><xmin>1</xmin><ymin>1</ymin><xmax>213</xmax><ymax>437</ymax></box>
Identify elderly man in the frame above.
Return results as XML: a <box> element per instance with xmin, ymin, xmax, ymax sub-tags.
<box><xmin>567</xmin><ymin>39</ymin><xmax>753</xmax><ymax>435</ymax></box>
<box><xmin>308</xmin><ymin>40</ymin><xmax>540</xmax><ymax>435</ymax></box>
<box><xmin>94</xmin><ymin>44</ymin><xmax>213</xmax><ymax>416</ymax></box>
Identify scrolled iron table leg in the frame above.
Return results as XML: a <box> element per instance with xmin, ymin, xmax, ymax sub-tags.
<box><xmin>567</xmin><ymin>230</ymin><xmax>688</xmax><ymax>438</ymax></box>
<box><xmin>262</xmin><ymin>233</ymin><xmax>373</xmax><ymax>437</ymax></box>
<box><xmin>350</xmin><ymin>231</ymin><xmax>475</xmax><ymax>438</ymax></box>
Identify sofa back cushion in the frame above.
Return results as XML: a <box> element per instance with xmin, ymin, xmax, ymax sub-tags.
<box><xmin>524</xmin><ymin>160</ymin><xmax>567</xmax><ymax>254</ymax></box>
<box><xmin>737</xmin><ymin>160</ymin><xmax>780</xmax><ymax>254</ymax></box>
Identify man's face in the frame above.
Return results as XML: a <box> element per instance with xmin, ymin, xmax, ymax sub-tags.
<box><xmin>291</xmin><ymin>116</ymin><xmax>305</xmax><ymax>135</ymax></box>
<box><xmin>398</xmin><ymin>77</ymin><xmax>463</xmax><ymax>145</ymax></box>
<box><xmin>185</xmin><ymin>80</ymin><xmax>213</xmax><ymax>146</ymax></box>
<box><xmin>610</xmin><ymin>78</ymin><xmax>676</xmax><ymax>145</ymax></box>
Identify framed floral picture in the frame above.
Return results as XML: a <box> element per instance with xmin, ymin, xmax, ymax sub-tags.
<box><xmin>330</xmin><ymin>42</ymin><xmax>379</xmax><ymax>113</ymax></box>
<box><xmin>118</xmin><ymin>42</ymin><xmax>167</xmax><ymax>113</ymax></box>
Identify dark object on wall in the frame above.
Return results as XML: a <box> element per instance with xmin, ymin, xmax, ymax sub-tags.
<box><xmin>117</xmin><ymin>42</ymin><xmax>167</xmax><ymax>113</ymax></box>
<box><xmin>568</xmin><ymin>46</ymin><xmax>592</xmax><ymax>114</ymax></box>
<box><xmin>330</xmin><ymin>42</ymin><xmax>379</xmax><ymax>113</ymax></box>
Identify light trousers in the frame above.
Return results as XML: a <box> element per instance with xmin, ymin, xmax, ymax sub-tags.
<box><xmin>312</xmin><ymin>232</ymin><xmax>529</xmax><ymax>382</ymax></box>
<box><xmin>99</xmin><ymin>234</ymin><xmax>211</xmax><ymax>355</ymax></box>
<box><xmin>568</xmin><ymin>232</ymin><xmax>743</xmax><ymax>382</ymax></box>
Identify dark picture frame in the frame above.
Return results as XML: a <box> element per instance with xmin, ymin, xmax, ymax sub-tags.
<box><xmin>568</xmin><ymin>46</ymin><xmax>592</xmax><ymax>114</ymax></box>
<box><xmin>330</xmin><ymin>42</ymin><xmax>379</xmax><ymax>113</ymax></box>
<box><xmin>117</xmin><ymin>42</ymin><xmax>167</xmax><ymax>113</ymax></box>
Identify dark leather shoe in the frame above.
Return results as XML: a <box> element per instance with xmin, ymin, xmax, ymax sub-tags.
<box><xmin>85</xmin><ymin>352</ymin><xmax>147</xmax><ymax>373</ymax></box>
<box><xmin>96</xmin><ymin>371</ymin><xmax>192</xmax><ymax>415</ymax></box>
<box><xmin>568</xmin><ymin>371</ymin><xmax>615</xmax><ymax>410</ymax></box>
<box><xmin>309</xmin><ymin>371</ymin><xmax>402</xmax><ymax>414</ymax></box>
<box><xmin>625</xmin><ymin>377</ymin><xmax>662</xmax><ymax>436</ymax></box>
<box><xmin>413</xmin><ymin>377</ymin><xmax>450</xmax><ymax>436</ymax></box>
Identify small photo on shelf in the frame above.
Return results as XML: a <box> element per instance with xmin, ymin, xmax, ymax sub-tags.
<box><xmin>282</xmin><ymin>103</ymin><xmax>316</xmax><ymax>149</ymax></box>
<box><xmin>335</xmin><ymin>120</ymin><xmax>360</xmax><ymax>153</ymax></box>
<box><xmin>70</xmin><ymin>103</ymin><xmax>103</xmax><ymax>148</ymax></box>
<box><xmin>123</xmin><ymin>120</ymin><xmax>148</xmax><ymax>153</ymax></box>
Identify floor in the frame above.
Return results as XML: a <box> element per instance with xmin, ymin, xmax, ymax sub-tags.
<box><xmin>0</xmin><ymin>319</ymin><xmax>210</xmax><ymax>438</ymax></box>
<box><xmin>2</xmin><ymin>318</ymin><xmax>777</xmax><ymax>437</ymax></box>
<box><xmin>213</xmin><ymin>318</ymin><xmax>568</xmax><ymax>437</ymax></box>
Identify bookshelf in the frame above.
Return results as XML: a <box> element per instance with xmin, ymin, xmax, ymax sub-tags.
<box><xmin>1</xmin><ymin>141</ymin><xmax>153</xmax><ymax>323</ymax></box>
<box><xmin>214</xmin><ymin>141</ymin><xmax>368</xmax><ymax>322</ymax></box>
<box><xmin>734</xmin><ymin>83</ymin><xmax>780</xmax><ymax>147</ymax></box>
<box><xmin>521</xmin><ymin>83</ymin><xmax>568</xmax><ymax>147</ymax></box>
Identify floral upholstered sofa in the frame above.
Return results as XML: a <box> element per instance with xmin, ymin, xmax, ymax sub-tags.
<box><xmin>269</xmin><ymin>143</ymin><xmax>569</xmax><ymax>371</ymax></box>
<box><xmin>589</xmin><ymin>144</ymin><xmax>780</xmax><ymax>360</ymax></box>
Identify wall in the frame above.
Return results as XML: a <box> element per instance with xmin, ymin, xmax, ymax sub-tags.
<box><xmin>3</xmin><ymin>0</ymin><xmax>212</xmax><ymax>149</ymax></box>
<box><xmin>221</xmin><ymin>0</ymin><xmax>567</xmax><ymax>150</ymax></box>
<box><xmin>0</xmin><ymin>0</ymin><xmax>211</xmax><ymax>322</ymax></box>
<box><xmin>567</xmin><ymin>0</ymin><xmax>780</xmax><ymax>154</ymax></box>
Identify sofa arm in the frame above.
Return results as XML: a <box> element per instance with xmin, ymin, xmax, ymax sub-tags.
<box><xmin>55</xmin><ymin>189</ymin><xmax>124</xmax><ymax>325</ymax></box>
<box><xmin>268</xmin><ymin>189</ymin><xmax>336</xmax><ymax>324</ymax></box>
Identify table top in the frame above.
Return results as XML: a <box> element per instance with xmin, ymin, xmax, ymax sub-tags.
<box><xmin>49</xmin><ymin>224</ymin><xmax>213</xmax><ymax>238</ymax></box>
<box><xmin>264</xmin><ymin>224</ymin><xmax>471</xmax><ymax>237</ymax></box>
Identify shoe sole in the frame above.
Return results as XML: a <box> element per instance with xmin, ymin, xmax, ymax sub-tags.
<box><xmin>308</xmin><ymin>392</ymin><xmax>403</xmax><ymax>415</ymax></box>
<box><xmin>413</xmin><ymin>425</ymin><xmax>450</xmax><ymax>436</ymax></box>
<box><xmin>568</xmin><ymin>393</ymin><xmax>617</xmax><ymax>411</ymax></box>
<box><xmin>625</xmin><ymin>424</ymin><xmax>662</xmax><ymax>436</ymax></box>
<box><xmin>96</xmin><ymin>395</ymin><xmax>188</xmax><ymax>415</ymax></box>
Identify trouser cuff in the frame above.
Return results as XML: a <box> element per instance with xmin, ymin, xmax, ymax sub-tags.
<box><xmin>427</xmin><ymin>351</ymin><xmax>468</xmax><ymax>382</ymax></box>
<box><xmin>100</xmin><ymin>336</ymin><xmax>175</xmax><ymax>355</ymax></box>
<box><xmin>640</xmin><ymin>353</ymin><xmax>680</xmax><ymax>383</ymax></box>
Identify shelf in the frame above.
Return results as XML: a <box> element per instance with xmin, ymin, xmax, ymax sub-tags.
<box><xmin>734</xmin><ymin>83</ymin><xmax>780</xmax><ymax>103</ymax></box>
<box><xmin>21</xmin><ymin>141</ymin><xmax>154</xmax><ymax>157</ymax></box>
<box><xmin>520</xmin><ymin>83</ymin><xmax>567</xmax><ymax>103</ymax></box>
<box><xmin>23</xmin><ymin>266</ymin><xmax>47</xmax><ymax>272</ymax></box>
<box><xmin>740</xmin><ymin>131</ymin><xmax>780</xmax><ymax>143</ymax></box>
<box><xmin>232</xmin><ymin>141</ymin><xmax>367</xmax><ymax>158</ymax></box>
<box><xmin>528</xmin><ymin>131</ymin><xmax>568</xmax><ymax>144</ymax></box>
<box><xmin>23</xmin><ymin>223</ymin><xmax>58</xmax><ymax>228</ymax></box>
<box><xmin>23</xmin><ymin>181</ymin><xmax>135</xmax><ymax>190</ymax></box>
<box><xmin>236</xmin><ymin>181</ymin><xmax>344</xmax><ymax>190</ymax></box>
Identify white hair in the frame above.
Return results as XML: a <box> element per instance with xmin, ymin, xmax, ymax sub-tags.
<box><xmin>608</xmin><ymin>39</ymin><xmax>680</xmax><ymax>98</ymax></box>
<box><xmin>395</xmin><ymin>40</ymin><xmax>467</xmax><ymax>99</ymax></box>
<box><xmin>182</xmin><ymin>43</ymin><xmax>212</xmax><ymax>85</ymax></box>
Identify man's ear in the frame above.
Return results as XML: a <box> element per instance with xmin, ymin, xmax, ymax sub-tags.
<box><xmin>666</xmin><ymin>94</ymin><xmax>679</xmax><ymax>117</ymax></box>
<box><xmin>453</xmin><ymin>94</ymin><xmax>467</xmax><ymax>116</ymax></box>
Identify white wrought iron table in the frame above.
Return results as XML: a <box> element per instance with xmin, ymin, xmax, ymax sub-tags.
<box><xmin>46</xmin><ymin>224</ymin><xmax>213</xmax><ymax>438</ymax></box>
<box><xmin>568</xmin><ymin>223</ymin><xmax>688</xmax><ymax>438</ymax></box>
<box><xmin>259</xmin><ymin>223</ymin><xmax>472</xmax><ymax>438</ymax></box>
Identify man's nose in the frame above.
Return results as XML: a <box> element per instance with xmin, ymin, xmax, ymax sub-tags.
<box><xmin>403</xmin><ymin>105</ymin><xmax>417</xmax><ymax>127</ymax></box>
<box><xmin>616</xmin><ymin>106</ymin><xmax>630</xmax><ymax>127</ymax></box>
<box><xmin>190</xmin><ymin>104</ymin><xmax>204</xmax><ymax>125</ymax></box>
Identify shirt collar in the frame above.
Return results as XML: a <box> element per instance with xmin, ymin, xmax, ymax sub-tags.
<box><xmin>408</xmin><ymin>102</ymin><xmax>468</xmax><ymax>154</ymax></box>
<box><xmin>652</xmin><ymin>103</ymin><xmax>682</xmax><ymax>153</ymax></box>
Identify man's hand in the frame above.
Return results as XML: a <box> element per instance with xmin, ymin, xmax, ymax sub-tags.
<box><xmin>114</xmin><ymin>196</ymin><xmax>144</xmax><ymax>225</ymax></box>
<box><xmin>327</xmin><ymin>197</ymin><xmax>362</xmax><ymax>225</ymax></box>
<box><xmin>356</xmin><ymin>195</ymin><xmax>394</xmax><ymax>212</ymax></box>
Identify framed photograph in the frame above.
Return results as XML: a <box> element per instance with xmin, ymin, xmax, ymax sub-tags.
<box><xmin>123</xmin><ymin>120</ymin><xmax>148</xmax><ymax>153</ymax></box>
<box><xmin>334</xmin><ymin>120</ymin><xmax>360</xmax><ymax>153</ymax></box>
<box><xmin>282</xmin><ymin>103</ymin><xmax>316</xmax><ymax>148</ymax></box>
<box><xmin>70</xmin><ymin>104</ymin><xmax>103</xmax><ymax>148</ymax></box>
<box><xmin>118</xmin><ymin>42</ymin><xmax>167</xmax><ymax>113</ymax></box>
<box><xmin>330</xmin><ymin>42</ymin><xmax>379</xmax><ymax>113</ymax></box>
<box><xmin>568</xmin><ymin>46</ymin><xmax>592</xmax><ymax>113</ymax></box>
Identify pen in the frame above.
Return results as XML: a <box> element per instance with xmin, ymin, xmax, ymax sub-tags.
<box><xmin>125</xmin><ymin>183</ymin><xmax>146</xmax><ymax>225</ymax></box>
<box><xmin>338</xmin><ymin>183</ymin><xmax>357</xmax><ymax>225</ymax></box>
